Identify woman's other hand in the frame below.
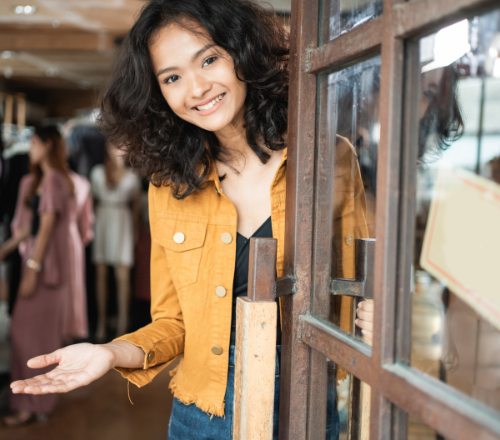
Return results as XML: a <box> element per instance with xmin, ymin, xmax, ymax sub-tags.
<box><xmin>18</xmin><ymin>270</ymin><xmax>37</xmax><ymax>298</ymax></box>
<box><xmin>10</xmin><ymin>343</ymin><xmax>116</xmax><ymax>395</ymax></box>
<box><xmin>355</xmin><ymin>300</ymin><xmax>374</xmax><ymax>345</ymax></box>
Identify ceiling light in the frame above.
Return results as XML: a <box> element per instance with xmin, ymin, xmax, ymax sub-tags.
<box><xmin>13</xmin><ymin>5</ymin><xmax>37</xmax><ymax>15</ymax></box>
<box><xmin>1</xmin><ymin>51</ymin><xmax>13</xmax><ymax>59</ymax></box>
<box><xmin>422</xmin><ymin>20</ymin><xmax>471</xmax><ymax>73</ymax></box>
<box><xmin>45</xmin><ymin>68</ymin><xmax>59</xmax><ymax>77</ymax></box>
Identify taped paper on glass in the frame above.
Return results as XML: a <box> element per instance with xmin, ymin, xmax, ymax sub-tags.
<box><xmin>421</xmin><ymin>168</ymin><xmax>500</xmax><ymax>331</ymax></box>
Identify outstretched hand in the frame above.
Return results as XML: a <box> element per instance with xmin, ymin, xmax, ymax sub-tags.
<box><xmin>10</xmin><ymin>343</ymin><xmax>116</xmax><ymax>395</ymax></box>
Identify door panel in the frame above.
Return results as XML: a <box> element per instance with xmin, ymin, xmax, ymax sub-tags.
<box><xmin>283</xmin><ymin>0</ymin><xmax>500</xmax><ymax>439</ymax></box>
<box><xmin>408</xmin><ymin>8</ymin><xmax>500</xmax><ymax>415</ymax></box>
<box><xmin>314</xmin><ymin>55</ymin><xmax>381</xmax><ymax>343</ymax></box>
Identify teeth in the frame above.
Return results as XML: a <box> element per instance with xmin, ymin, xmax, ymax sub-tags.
<box><xmin>196</xmin><ymin>94</ymin><xmax>224</xmax><ymax>111</ymax></box>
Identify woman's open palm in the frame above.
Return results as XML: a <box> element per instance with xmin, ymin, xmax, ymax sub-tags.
<box><xmin>10</xmin><ymin>343</ymin><xmax>115</xmax><ymax>395</ymax></box>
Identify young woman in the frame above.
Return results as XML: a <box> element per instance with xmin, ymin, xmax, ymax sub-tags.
<box><xmin>0</xmin><ymin>126</ymin><xmax>74</xmax><ymax>426</ymax></box>
<box><xmin>9</xmin><ymin>1</ymin><xmax>374</xmax><ymax>437</ymax></box>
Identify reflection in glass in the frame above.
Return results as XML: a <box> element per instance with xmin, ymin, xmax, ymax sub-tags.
<box><xmin>326</xmin><ymin>359</ymin><xmax>370</xmax><ymax>440</ymax></box>
<box><xmin>321</xmin><ymin>0</ymin><xmax>383</xmax><ymax>43</ymax></box>
<box><xmin>321</xmin><ymin>56</ymin><xmax>380</xmax><ymax>343</ymax></box>
<box><xmin>410</xmin><ymin>10</ymin><xmax>500</xmax><ymax>414</ymax></box>
<box><xmin>407</xmin><ymin>413</ymin><xmax>447</xmax><ymax>440</ymax></box>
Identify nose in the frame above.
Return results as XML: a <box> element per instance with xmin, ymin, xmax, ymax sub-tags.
<box><xmin>189</xmin><ymin>71</ymin><xmax>212</xmax><ymax>101</ymax></box>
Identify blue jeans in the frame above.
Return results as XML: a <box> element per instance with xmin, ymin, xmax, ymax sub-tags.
<box><xmin>168</xmin><ymin>346</ymin><xmax>281</xmax><ymax>440</ymax></box>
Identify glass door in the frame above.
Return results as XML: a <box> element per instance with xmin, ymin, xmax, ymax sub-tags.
<box><xmin>279</xmin><ymin>0</ymin><xmax>500</xmax><ymax>439</ymax></box>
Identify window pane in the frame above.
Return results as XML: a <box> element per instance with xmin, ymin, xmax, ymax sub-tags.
<box><xmin>410</xmin><ymin>10</ymin><xmax>500</xmax><ymax>414</ymax></box>
<box><xmin>314</xmin><ymin>355</ymin><xmax>371</xmax><ymax>439</ymax></box>
<box><xmin>317</xmin><ymin>56</ymin><xmax>380</xmax><ymax>345</ymax></box>
<box><xmin>320</xmin><ymin>0</ymin><xmax>383</xmax><ymax>43</ymax></box>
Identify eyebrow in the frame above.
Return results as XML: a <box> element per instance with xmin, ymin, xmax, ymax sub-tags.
<box><xmin>156</xmin><ymin>43</ymin><xmax>217</xmax><ymax>78</ymax></box>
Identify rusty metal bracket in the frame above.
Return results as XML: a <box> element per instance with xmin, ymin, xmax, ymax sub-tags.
<box><xmin>275</xmin><ymin>275</ymin><xmax>296</xmax><ymax>298</ymax></box>
<box><xmin>248</xmin><ymin>238</ymin><xmax>296</xmax><ymax>302</ymax></box>
<box><xmin>330</xmin><ymin>238</ymin><xmax>375</xmax><ymax>300</ymax></box>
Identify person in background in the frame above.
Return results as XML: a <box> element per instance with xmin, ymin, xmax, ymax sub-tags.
<box><xmin>65</xmin><ymin>171</ymin><xmax>94</xmax><ymax>342</ymax></box>
<box><xmin>0</xmin><ymin>126</ymin><xmax>73</xmax><ymax>426</ymax></box>
<box><xmin>90</xmin><ymin>143</ymin><xmax>140</xmax><ymax>342</ymax></box>
<box><xmin>0</xmin><ymin>129</ymin><xmax>30</xmax><ymax>316</ymax></box>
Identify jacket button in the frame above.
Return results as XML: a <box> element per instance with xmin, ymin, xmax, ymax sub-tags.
<box><xmin>173</xmin><ymin>232</ymin><xmax>185</xmax><ymax>244</ymax></box>
<box><xmin>211</xmin><ymin>346</ymin><xmax>223</xmax><ymax>355</ymax></box>
<box><xmin>147</xmin><ymin>351</ymin><xmax>155</xmax><ymax>362</ymax></box>
<box><xmin>215</xmin><ymin>286</ymin><xmax>227</xmax><ymax>297</ymax></box>
<box><xmin>345</xmin><ymin>235</ymin><xmax>354</xmax><ymax>246</ymax></box>
<box><xmin>221</xmin><ymin>233</ymin><xmax>233</xmax><ymax>244</ymax></box>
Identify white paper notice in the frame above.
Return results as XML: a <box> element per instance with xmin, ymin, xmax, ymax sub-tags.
<box><xmin>421</xmin><ymin>168</ymin><xmax>500</xmax><ymax>330</ymax></box>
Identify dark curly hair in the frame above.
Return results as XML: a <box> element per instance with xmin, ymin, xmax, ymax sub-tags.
<box><xmin>418</xmin><ymin>64</ymin><xmax>464</xmax><ymax>163</ymax></box>
<box><xmin>100</xmin><ymin>0</ymin><xmax>289</xmax><ymax>199</ymax></box>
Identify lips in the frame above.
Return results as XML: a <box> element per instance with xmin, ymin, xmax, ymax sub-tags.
<box><xmin>193</xmin><ymin>93</ymin><xmax>225</xmax><ymax>111</ymax></box>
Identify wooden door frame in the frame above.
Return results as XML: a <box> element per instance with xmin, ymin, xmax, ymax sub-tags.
<box><xmin>279</xmin><ymin>0</ymin><xmax>500</xmax><ymax>439</ymax></box>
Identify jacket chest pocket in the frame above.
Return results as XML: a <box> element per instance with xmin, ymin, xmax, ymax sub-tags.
<box><xmin>154</xmin><ymin>217</ymin><xmax>208</xmax><ymax>290</ymax></box>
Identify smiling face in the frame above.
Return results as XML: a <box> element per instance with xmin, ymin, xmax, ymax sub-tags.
<box><xmin>149</xmin><ymin>21</ymin><xmax>247</xmax><ymax>134</ymax></box>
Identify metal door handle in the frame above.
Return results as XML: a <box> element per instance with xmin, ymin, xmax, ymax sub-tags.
<box><xmin>330</xmin><ymin>238</ymin><xmax>375</xmax><ymax>300</ymax></box>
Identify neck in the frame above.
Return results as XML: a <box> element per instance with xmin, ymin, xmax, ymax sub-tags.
<box><xmin>214</xmin><ymin>107</ymin><xmax>253</xmax><ymax>159</ymax></box>
<box><xmin>40</xmin><ymin>159</ymin><xmax>54</xmax><ymax>175</ymax></box>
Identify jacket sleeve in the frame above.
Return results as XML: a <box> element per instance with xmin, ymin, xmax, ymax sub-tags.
<box><xmin>114</xmin><ymin>184</ymin><xmax>185</xmax><ymax>387</ymax></box>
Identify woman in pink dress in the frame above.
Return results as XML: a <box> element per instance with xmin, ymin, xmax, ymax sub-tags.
<box><xmin>65</xmin><ymin>172</ymin><xmax>94</xmax><ymax>342</ymax></box>
<box><xmin>0</xmin><ymin>126</ymin><xmax>74</xmax><ymax>426</ymax></box>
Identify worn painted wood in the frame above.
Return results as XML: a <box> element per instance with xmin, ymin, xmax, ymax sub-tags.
<box><xmin>233</xmin><ymin>297</ymin><xmax>277</xmax><ymax>440</ymax></box>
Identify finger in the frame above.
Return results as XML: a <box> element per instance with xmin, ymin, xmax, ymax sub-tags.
<box><xmin>12</xmin><ymin>376</ymin><xmax>79</xmax><ymax>395</ymax></box>
<box><xmin>355</xmin><ymin>318</ymin><xmax>373</xmax><ymax>332</ymax></box>
<box><xmin>361</xmin><ymin>329</ymin><xmax>373</xmax><ymax>341</ymax></box>
<box><xmin>31</xmin><ymin>377</ymin><xmax>84</xmax><ymax>394</ymax></box>
<box><xmin>356</xmin><ymin>308</ymin><xmax>373</xmax><ymax>322</ymax></box>
<box><xmin>27</xmin><ymin>350</ymin><xmax>62</xmax><ymax>369</ymax></box>
<box><xmin>358</xmin><ymin>301</ymin><xmax>374</xmax><ymax>312</ymax></box>
<box><xmin>11</xmin><ymin>374</ymin><xmax>52</xmax><ymax>392</ymax></box>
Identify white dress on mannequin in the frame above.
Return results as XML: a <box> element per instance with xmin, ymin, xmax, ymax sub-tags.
<box><xmin>90</xmin><ymin>165</ymin><xmax>140</xmax><ymax>267</ymax></box>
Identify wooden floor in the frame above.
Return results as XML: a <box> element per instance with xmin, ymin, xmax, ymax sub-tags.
<box><xmin>0</xmin><ymin>362</ymin><xmax>176</xmax><ymax>440</ymax></box>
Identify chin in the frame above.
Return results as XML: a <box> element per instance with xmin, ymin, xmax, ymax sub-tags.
<box><xmin>195</xmin><ymin>114</ymin><xmax>238</xmax><ymax>133</ymax></box>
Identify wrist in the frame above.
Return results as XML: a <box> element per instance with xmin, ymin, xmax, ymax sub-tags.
<box><xmin>103</xmin><ymin>341</ymin><xmax>145</xmax><ymax>369</ymax></box>
<box><xmin>102</xmin><ymin>343</ymin><xmax>121</xmax><ymax>369</ymax></box>
<box><xmin>26</xmin><ymin>258</ymin><xmax>42</xmax><ymax>272</ymax></box>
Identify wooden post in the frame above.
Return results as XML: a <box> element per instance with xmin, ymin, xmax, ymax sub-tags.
<box><xmin>3</xmin><ymin>94</ymin><xmax>14</xmax><ymax>137</ymax></box>
<box><xmin>233</xmin><ymin>238</ymin><xmax>278</xmax><ymax>440</ymax></box>
<box><xmin>16</xmin><ymin>94</ymin><xmax>26</xmax><ymax>128</ymax></box>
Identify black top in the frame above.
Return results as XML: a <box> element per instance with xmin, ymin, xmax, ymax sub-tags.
<box><xmin>230</xmin><ymin>216</ymin><xmax>282</xmax><ymax>346</ymax></box>
<box><xmin>29</xmin><ymin>194</ymin><xmax>41</xmax><ymax>236</ymax></box>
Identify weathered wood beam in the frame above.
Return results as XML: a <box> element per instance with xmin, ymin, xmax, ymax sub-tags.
<box><xmin>0</xmin><ymin>32</ymin><xmax>116</xmax><ymax>52</ymax></box>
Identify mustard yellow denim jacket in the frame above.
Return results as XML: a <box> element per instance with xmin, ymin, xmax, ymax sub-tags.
<box><xmin>115</xmin><ymin>136</ymin><xmax>368</xmax><ymax>417</ymax></box>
